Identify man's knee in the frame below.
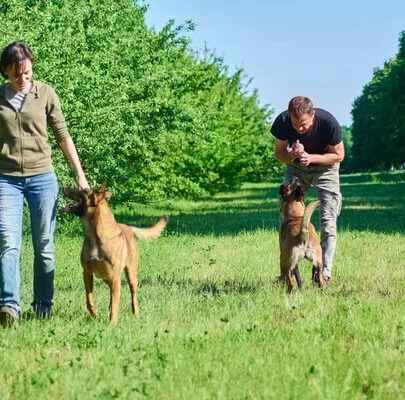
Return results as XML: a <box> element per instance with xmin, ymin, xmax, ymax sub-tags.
<box><xmin>320</xmin><ymin>201</ymin><xmax>339</xmax><ymax>240</ymax></box>
<box><xmin>320</xmin><ymin>191</ymin><xmax>342</xmax><ymax>218</ymax></box>
<box><xmin>321</xmin><ymin>222</ymin><xmax>337</xmax><ymax>242</ymax></box>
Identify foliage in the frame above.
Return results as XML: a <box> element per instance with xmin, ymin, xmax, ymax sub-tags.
<box><xmin>351</xmin><ymin>31</ymin><xmax>405</xmax><ymax>170</ymax></box>
<box><xmin>340</xmin><ymin>125</ymin><xmax>353</xmax><ymax>173</ymax></box>
<box><xmin>0</xmin><ymin>0</ymin><xmax>280</xmax><ymax>201</ymax></box>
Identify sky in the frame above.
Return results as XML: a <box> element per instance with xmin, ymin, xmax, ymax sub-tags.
<box><xmin>144</xmin><ymin>0</ymin><xmax>405</xmax><ymax>126</ymax></box>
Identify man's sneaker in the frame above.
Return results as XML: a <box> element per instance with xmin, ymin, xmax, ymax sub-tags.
<box><xmin>0</xmin><ymin>305</ymin><xmax>19</xmax><ymax>328</ymax></box>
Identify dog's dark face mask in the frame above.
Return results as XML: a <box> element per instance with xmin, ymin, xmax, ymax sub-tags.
<box><xmin>59</xmin><ymin>182</ymin><xmax>113</xmax><ymax>217</ymax></box>
<box><xmin>58</xmin><ymin>187</ymin><xmax>86</xmax><ymax>217</ymax></box>
<box><xmin>279</xmin><ymin>178</ymin><xmax>304</xmax><ymax>202</ymax></box>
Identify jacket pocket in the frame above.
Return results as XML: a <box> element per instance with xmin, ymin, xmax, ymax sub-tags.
<box><xmin>23</xmin><ymin>136</ymin><xmax>52</xmax><ymax>169</ymax></box>
<box><xmin>0</xmin><ymin>139</ymin><xmax>20</xmax><ymax>170</ymax></box>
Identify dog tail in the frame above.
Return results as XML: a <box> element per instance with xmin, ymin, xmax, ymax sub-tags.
<box><xmin>130</xmin><ymin>216</ymin><xmax>168</xmax><ymax>240</ymax></box>
<box><xmin>299</xmin><ymin>200</ymin><xmax>321</xmax><ymax>242</ymax></box>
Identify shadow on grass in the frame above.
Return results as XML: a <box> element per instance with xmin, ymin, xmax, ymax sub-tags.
<box><xmin>57</xmin><ymin>171</ymin><xmax>405</xmax><ymax>237</ymax></box>
<box><xmin>340</xmin><ymin>170</ymin><xmax>405</xmax><ymax>185</ymax></box>
<box><xmin>121</xmin><ymin>178</ymin><xmax>405</xmax><ymax>236</ymax></box>
<box><xmin>139</xmin><ymin>275</ymin><xmax>272</xmax><ymax>295</ymax></box>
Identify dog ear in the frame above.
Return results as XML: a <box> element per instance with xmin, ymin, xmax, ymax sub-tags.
<box><xmin>99</xmin><ymin>181</ymin><xmax>107</xmax><ymax>193</ymax></box>
<box><xmin>105</xmin><ymin>191</ymin><xmax>113</xmax><ymax>202</ymax></box>
<box><xmin>294</xmin><ymin>186</ymin><xmax>303</xmax><ymax>200</ymax></box>
<box><xmin>279</xmin><ymin>185</ymin><xmax>286</xmax><ymax>197</ymax></box>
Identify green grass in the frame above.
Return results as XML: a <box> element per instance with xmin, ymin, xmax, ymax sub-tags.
<box><xmin>1</xmin><ymin>171</ymin><xmax>405</xmax><ymax>399</ymax></box>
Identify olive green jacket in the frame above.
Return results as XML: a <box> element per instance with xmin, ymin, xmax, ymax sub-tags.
<box><xmin>0</xmin><ymin>80</ymin><xmax>71</xmax><ymax>176</ymax></box>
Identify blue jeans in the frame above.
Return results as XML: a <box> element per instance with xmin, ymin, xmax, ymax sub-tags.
<box><xmin>0</xmin><ymin>172</ymin><xmax>58</xmax><ymax>314</ymax></box>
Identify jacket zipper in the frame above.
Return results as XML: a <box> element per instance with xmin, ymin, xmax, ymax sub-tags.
<box><xmin>17</xmin><ymin>112</ymin><xmax>24</xmax><ymax>173</ymax></box>
<box><xmin>3</xmin><ymin>84</ymin><xmax>34</xmax><ymax>174</ymax></box>
<box><xmin>18</xmin><ymin>87</ymin><xmax>34</xmax><ymax>175</ymax></box>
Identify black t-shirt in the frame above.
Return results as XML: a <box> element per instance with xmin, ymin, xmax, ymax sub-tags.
<box><xmin>270</xmin><ymin>108</ymin><xmax>342</xmax><ymax>154</ymax></box>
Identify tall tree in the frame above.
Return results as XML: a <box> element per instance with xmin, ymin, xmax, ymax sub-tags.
<box><xmin>0</xmin><ymin>0</ymin><xmax>280</xmax><ymax>201</ymax></box>
<box><xmin>352</xmin><ymin>31</ymin><xmax>405</xmax><ymax>170</ymax></box>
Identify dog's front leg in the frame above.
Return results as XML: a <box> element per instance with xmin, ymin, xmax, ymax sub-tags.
<box><xmin>83</xmin><ymin>270</ymin><xmax>98</xmax><ymax>317</ymax></box>
<box><xmin>280</xmin><ymin>255</ymin><xmax>295</xmax><ymax>293</ymax></box>
<box><xmin>109</xmin><ymin>277</ymin><xmax>121</xmax><ymax>325</ymax></box>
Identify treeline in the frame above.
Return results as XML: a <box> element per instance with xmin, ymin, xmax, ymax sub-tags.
<box><xmin>351</xmin><ymin>31</ymin><xmax>405</xmax><ymax>170</ymax></box>
<box><xmin>1</xmin><ymin>0</ymin><xmax>281</xmax><ymax>202</ymax></box>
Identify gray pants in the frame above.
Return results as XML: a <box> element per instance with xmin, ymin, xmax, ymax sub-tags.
<box><xmin>283</xmin><ymin>163</ymin><xmax>342</xmax><ymax>279</ymax></box>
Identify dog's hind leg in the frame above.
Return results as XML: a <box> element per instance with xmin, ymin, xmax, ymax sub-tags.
<box><xmin>124</xmin><ymin>265</ymin><xmax>139</xmax><ymax>317</ymax></box>
<box><xmin>315</xmin><ymin>261</ymin><xmax>324</xmax><ymax>288</ymax></box>
<box><xmin>316</xmin><ymin>246</ymin><xmax>324</xmax><ymax>288</ymax></box>
<box><xmin>83</xmin><ymin>270</ymin><xmax>98</xmax><ymax>317</ymax></box>
<box><xmin>286</xmin><ymin>272</ymin><xmax>294</xmax><ymax>293</ymax></box>
<box><xmin>108</xmin><ymin>277</ymin><xmax>122</xmax><ymax>325</ymax></box>
<box><xmin>280</xmin><ymin>267</ymin><xmax>294</xmax><ymax>293</ymax></box>
<box><xmin>293</xmin><ymin>265</ymin><xmax>303</xmax><ymax>289</ymax></box>
<box><xmin>312</xmin><ymin>265</ymin><xmax>317</xmax><ymax>283</ymax></box>
<box><xmin>312</xmin><ymin>254</ymin><xmax>324</xmax><ymax>288</ymax></box>
<box><xmin>308</xmin><ymin>247</ymin><xmax>324</xmax><ymax>288</ymax></box>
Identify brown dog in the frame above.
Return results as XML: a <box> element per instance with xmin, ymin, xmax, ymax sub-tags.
<box><xmin>279</xmin><ymin>178</ymin><xmax>324</xmax><ymax>293</ymax></box>
<box><xmin>60</xmin><ymin>182</ymin><xmax>167</xmax><ymax>324</ymax></box>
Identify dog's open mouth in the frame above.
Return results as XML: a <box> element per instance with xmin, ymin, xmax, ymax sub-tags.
<box><xmin>59</xmin><ymin>187</ymin><xmax>84</xmax><ymax>215</ymax></box>
<box><xmin>59</xmin><ymin>202</ymin><xmax>81</xmax><ymax>214</ymax></box>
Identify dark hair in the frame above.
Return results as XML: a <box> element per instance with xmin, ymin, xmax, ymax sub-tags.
<box><xmin>288</xmin><ymin>96</ymin><xmax>314</xmax><ymax>118</ymax></box>
<box><xmin>0</xmin><ymin>42</ymin><xmax>35</xmax><ymax>79</ymax></box>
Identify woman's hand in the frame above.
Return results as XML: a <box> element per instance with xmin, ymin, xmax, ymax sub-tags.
<box><xmin>76</xmin><ymin>174</ymin><xmax>89</xmax><ymax>190</ymax></box>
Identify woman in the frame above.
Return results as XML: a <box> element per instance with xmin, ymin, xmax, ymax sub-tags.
<box><xmin>0</xmin><ymin>42</ymin><xmax>89</xmax><ymax>326</ymax></box>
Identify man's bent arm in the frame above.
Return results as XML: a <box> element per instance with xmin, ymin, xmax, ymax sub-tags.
<box><xmin>299</xmin><ymin>141</ymin><xmax>345</xmax><ymax>166</ymax></box>
<box><xmin>274</xmin><ymin>138</ymin><xmax>295</xmax><ymax>163</ymax></box>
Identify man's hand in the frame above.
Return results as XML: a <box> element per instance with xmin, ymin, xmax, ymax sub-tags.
<box><xmin>275</xmin><ymin>138</ymin><xmax>309</xmax><ymax>164</ymax></box>
<box><xmin>287</xmin><ymin>140</ymin><xmax>304</xmax><ymax>159</ymax></box>
<box><xmin>299</xmin><ymin>151</ymin><xmax>312</xmax><ymax>167</ymax></box>
<box><xmin>292</xmin><ymin>140</ymin><xmax>304</xmax><ymax>155</ymax></box>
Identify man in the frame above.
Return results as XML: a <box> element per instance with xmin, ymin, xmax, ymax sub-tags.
<box><xmin>271</xmin><ymin>96</ymin><xmax>344</xmax><ymax>282</ymax></box>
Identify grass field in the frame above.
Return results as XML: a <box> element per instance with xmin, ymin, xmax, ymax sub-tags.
<box><xmin>1</xmin><ymin>170</ymin><xmax>404</xmax><ymax>399</ymax></box>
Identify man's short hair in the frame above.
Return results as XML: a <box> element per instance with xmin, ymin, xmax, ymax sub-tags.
<box><xmin>288</xmin><ymin>96</ymin><xmax>314</xmax><ymax>118</ymax></box>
